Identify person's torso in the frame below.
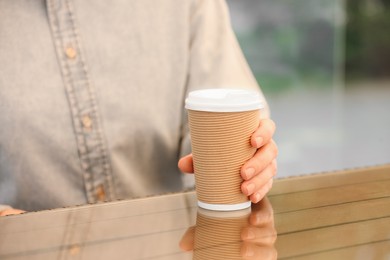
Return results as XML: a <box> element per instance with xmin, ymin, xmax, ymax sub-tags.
<box><xmin>0</xmin><ymin>0</ymin><xmax>193</xmax><ymax>210</ymax></box>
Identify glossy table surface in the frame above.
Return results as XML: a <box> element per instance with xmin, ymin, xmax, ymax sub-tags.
<box><xmin>1</xmin><ymin>164</ymin><xmax>390</xmax><ymax>259</ymax></box>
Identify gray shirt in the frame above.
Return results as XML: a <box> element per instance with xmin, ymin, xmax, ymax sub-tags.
<box><xmin>0</xmin><ymin>0</ymin><xmax>267</xmax><ymax>211</ymax></box>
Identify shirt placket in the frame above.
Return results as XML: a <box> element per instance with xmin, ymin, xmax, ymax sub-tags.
<box><xmin>46</xmin><ymin>0</ymin><xmax>116</xmax><ymax>203</ymax></box>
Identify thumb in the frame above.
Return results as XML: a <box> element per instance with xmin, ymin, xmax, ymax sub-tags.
<box><xmin>178</xmin><ymin>154</ymin><xmax>194</xmax><ymax>173</ymax></box>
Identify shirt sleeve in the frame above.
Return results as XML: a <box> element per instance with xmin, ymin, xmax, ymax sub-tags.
<box><xmin>179</xmin><ymin>0</ymin><xmax>269</xmax><ymax>188</ymax></box>
<box><xmin>186</xmin><ymin>0</ymin><xmax>270</xmax><ymax>117</ymax></box>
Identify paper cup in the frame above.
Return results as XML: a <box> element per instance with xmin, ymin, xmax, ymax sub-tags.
<box><xmin>193</xmin><ymin>207</ymin><xmax>251</xmax><ymax>259</ymax></box>
<box><xmin>185</xmin><ymin>88</ymin><xmax>263</xmax><ymax>211</ymax></box>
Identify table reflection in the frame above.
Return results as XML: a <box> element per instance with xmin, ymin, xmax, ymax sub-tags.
<box><xmin>1</xmin><ymin>165</ymin><xmax>389</xmax><ymax>259</ymax></box>
<box><xmin>180</xmin><ymin>198</ymin><xmax>277</xmax><ymax>260</ymax></box>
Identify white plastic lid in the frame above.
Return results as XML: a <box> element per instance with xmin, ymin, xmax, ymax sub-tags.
<box><xmin>185</xmin><ymin>88</ymin><xmax>264</xmax><ymax>112</ymax></box>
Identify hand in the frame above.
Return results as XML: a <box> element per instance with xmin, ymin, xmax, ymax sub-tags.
<box><xmin>178</xmin><ymin>118</ymin><xmax>278</xmax><ymax>204</ymax></box>
<box><xmin>240</xmin><ymin>197</ymin><xmax>277</xmax><ymax>259</ymax></box>
<box><xmin>0</xmin><ymin>208</ymin><xmax>25</xmax><ymax>217</ymax></box>
<box><xmin>179</xmin><ymin>197</ymin><xmax>277</xmax><ymax>259</ymax></box>
<box><xmin>240</xmin><ymin>118</ymin><xmax>278</xmax><ymax>203</ymax></box>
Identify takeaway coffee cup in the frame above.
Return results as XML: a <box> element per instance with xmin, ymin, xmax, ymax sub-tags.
<box><xmin>193</xmin><ymin>208</ymin><xmax>251</xmax><ymax>259</ymax></box>
<box><xmin>185</xmin><ymin>88</ymin><xmax>263</xmax><ymax>211</ymax></box>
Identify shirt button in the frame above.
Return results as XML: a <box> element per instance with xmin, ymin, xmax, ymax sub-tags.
<box><xmin>65</xmin><ymin>47</ymin><xmax>77</xmax><ymax>59</ymax></box>
<box><xmin>96</xmin><ymin>185</ymin><xmax>106</xmax><ymax>202</ymax></box>
<box><xmin>81</xmin><ymin>115</ymin><xmax>93</xmax><ymax>130</ymax></box>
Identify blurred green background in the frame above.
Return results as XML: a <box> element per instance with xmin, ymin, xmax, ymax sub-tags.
<box><xmin>345</xmin><ymin>0</ymin><xmax>390</xmax><ymax>80</ymax></box>
<box><xmin>227</xmin><ymin>0</ymin><xmax>390</xmax><ymax>93</ymax></box>
<box><xmin>226</xmin><ymin>0</ymin><xmax>390</xmax><ymax>177</ymax></box>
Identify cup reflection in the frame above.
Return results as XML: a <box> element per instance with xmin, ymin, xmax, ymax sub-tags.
<box><xmin>180</xmin><ymin>197</ymin><xmax>277</xmax><ymax>259</ymax></box>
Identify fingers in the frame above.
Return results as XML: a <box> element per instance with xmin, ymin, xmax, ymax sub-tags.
<box><xmin>241</xmin><ymin>225</ymin><xmax>277</xmax><ymax>246</ymax></box>
<box><xmin>0</xmin><ymin>208</ymin><xmax>26</xmax><ymax>217</ymax></box>
<box><xmin>241</xmin><ymin>140</ymin><xmax>278</xmax><ymax>181</ymax></box>
<box><xmin>241</xmin><ymin>159</ymin><xmax>277</xmax><ymax>203</ymax></box>
<box><xmin>250</xmin><ymin>179</ymin><xmax>274</xmax><ymax>203</ymax></box>
<box><xmin>250</xmin><ymin>119</ymin><xmax>276</xmax><ymax>149</ymax></box>
<box><xmin>240</xmin><ymin>193</ymin><xmax>277</xmax><ymax>260</ymax></box>
<box><xmin>178</xmin><ymin>154</ymin><xmax>194</xmax><ymax>173</ymax></box>
<box><xmin>180</xmin><ymin>119</ymin><xmax>277</xmax><ymax>204</ymax></box>
<box><xmin>249</xmin><ymin>197</ymin><xmax>274</xmax><ymax>227</ymax></box>
<box><xmin>240</xmin><ymin>118</ymin><xmax>277</xmax><ymax>203</ymax></box>
<box><xmin>241</xmin><ymin>132</ymin><xmax>278</xmax><ymax>203</ymax></box>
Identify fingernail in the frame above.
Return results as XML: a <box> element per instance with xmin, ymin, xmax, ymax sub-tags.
<box><xmin>244</xmin><ymin>168</ymin><xmax>255</xmax><ymax>179</ymax></box>
<box><xmin>255</xmin><ymin>137</ymin><xmax>263</xmax><ymax>148</ymax></box>
<box><xmin>246</xmin><ymin>183</ymin><xmax>255</xmax><ymax>195</ymax></box>
<box><xmin>252</xmin><ymin>193</ymin><xmax>261</xmax><ymax>203</ymax></box>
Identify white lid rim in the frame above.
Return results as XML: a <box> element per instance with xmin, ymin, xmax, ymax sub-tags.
<box><xmin>185</xmin><ymin>103</ymin><xmax>264</xmax><ymax>112</ymax></box>
<box><xmin>185</xmin><ymin>88</ymin><xmax>264</xmax><ymax>112</ymax></box>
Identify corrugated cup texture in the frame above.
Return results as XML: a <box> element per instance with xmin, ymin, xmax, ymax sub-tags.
<box><xmin>188</xmin><ymin>109</ymin><xmax>260</xmax><ymax>205</ymax></box>
<box><xmin>193</xmin><ymin>210</ymin><xmax>250</xmax><ymax>259</ymax></box>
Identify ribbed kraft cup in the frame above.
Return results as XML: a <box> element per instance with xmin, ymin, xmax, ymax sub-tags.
<box><xmin>188</xmin><ymin>109</ymin><xmax>260</xmax><ymax>206</ymax></box>
<box><xmin>193</xmin><ymin>209</ymin><xmax>250</xmax><ymax>259</ymax></box>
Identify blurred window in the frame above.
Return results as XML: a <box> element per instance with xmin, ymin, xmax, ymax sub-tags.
<box><xmin>227</xmin><ymin>0</ymin><xmax>390</xmax><ymax>177</ymax></box>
